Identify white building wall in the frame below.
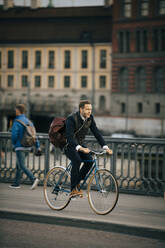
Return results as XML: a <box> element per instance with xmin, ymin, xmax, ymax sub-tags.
<box><xmin>95</xmin><ymin>116</ymin><xmax>165</xmax><ymax>137</ymax></box>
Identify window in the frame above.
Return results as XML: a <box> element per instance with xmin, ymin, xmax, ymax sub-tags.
<box><xmin>0</xmin><ymin>51</ymin><xmax>1</xmax><ymax>68</ymax></box>
<box><xmin>158</xmin><ymin>0</ymin><xmax>165</xmax><ymax>15</ymax></box>
<box><xmin>119</xmin><ymin>32</ymin><xmax>124</xmax><ymax>53</ymax></box>
<box><xmin>135</xmin><ymin>67</ymin><xmax>146</xmax><ymax>93</ymax></box>
<box><xmin>48</xmin><ymin>51</ymin><xmax>55</xmax><ymax>69</ymax></box>
<box><xmin>155</xmin><ymin>103</ymin><xmax>160</xmax><ymax>114</ymax></box>
<box><xmin>121</xmin><ymin>102</ymin><xmax>126</xmax><ymax>113</ymax></box>
<box><xmin>153</xmin><ymin>28</ymin><xmax>165</xmax><ymax>52</ymax></box>
<box><xmin>8</xmin><ymin>75</ymin><xmax>14</xmax><ymax>87</ymax></box>
<box><xmin>64</xmin><ymin>50</ymin><xmax>70</xmax><ymax>69</ymax></box>
<box><xmin>161</xmin><ymin>29</ymin><xmax>165</xmax><ymax>51</ymax></box>
<box><xmin>81</xmin><ymin>76</ymin><xmax>87</xmax><ymax>88</ymax></box>
<box><xmin>81</xmin><ymin>50</ymin><xmax>88</xmax><ymax>68</ymax></box>
<box><xmin>154</xmin><ymin>67</ymin><xmax>164</xmax><ymax>93</ymax></box>
<box><xmin>99</xmin><ymin>96</ymin><xmax>106</xmax><ymax>110</ymax></box>
<box><xmin>64</xmin><ymin>76</ymin><xmax>70</xmax><ymax>88</ymax></box>
<box><xmin>126</xmin><ymin>31</ymin><xmax>130</xmax><ymax>52</ymax></box>
<box><xmin>48</xmin><ymin>94</ymin><xmax>54</xmax><ymax>98</ymax></box>
<box><xmin>140</xmin><ymin>0</ymin><xmax>149</xmax><ymax>16</ymax></box>
<box><xmin>100</xmin><ymin>50</ymin><xmax>106</xmax><ymax>68</ymax></box>
<box><xmin>137</xmin><ymin>102</ymin><xmax>143</xmax><ymax>113</ymax></box>
<box><xmin>22</xmin><ymin>75</ymin><xmax>28</xmax><ymax>87</ymax></box>
<box><xmin>35</xmin><ymin>76</ymin><xmax>41</xmax><ymax>87</ymax></box>
<box><xmin>22</xmin><ymin>50</ymin><xmax>28</xmax><ymax>69</ymax></box>
<box><xmin>123</xmin><ymin>0</ymin><xmax>132</xmax><ymax>18</ymax></box>
<box><xmin>119</xmin><ymin>67</ymin><xmax>128</xmax><ymax>93</ymax></box>
<box><xmin>35</xmin><ymin>51</ymin><xmax>41</xmax><ymax>68</ymax></box>
<box><xmin>48</xmin><ymin>76</ymin><xmax>54</xmax><ymax>88</ymax></box>
<box><xmin>136</xmin><ymin>30</ymin><xmax>148</xmax><ymax>52</ymax></box>
<box><xmin>143</xmin><ymin>30</ymin><xmax>148</xmax><ymax>52</ymax></box>
<box><xmin>8</xmin><ymin>51</ymin><xmax>14</xmax><ymax>68</ymax></box>
<box><xmin>119</xmin><ymin>31</ymin><xmax>130</xmax><ymax>53</ymax></box>
<box><xmin>80</xmin><ymin>95</ymin><xmax>87</xmax><ymax>100</ymax></box>
<box><xmin>99</xmin><ymin>76</ymin><xmax>106</xmax><ymax>88</ymax></box>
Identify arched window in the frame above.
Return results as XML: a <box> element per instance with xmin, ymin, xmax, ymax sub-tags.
<box><xmin>99</xmin><ymin>96</ymin><xmax>106</xmax><ymax>111</ymax></box>
<box><xmin>154</xmin><ymin>66</ymin><xmax>164</xmax><ymax>93</ymax></box>
<box><xmin>135</xmin><ymin>67</ymin><xmax>146</xmax><ymax>93</ymax></box>
<box><xmin>119</xmin><ymin>67</ymin><xmax>128</xmax><ymax>93</ymax></box>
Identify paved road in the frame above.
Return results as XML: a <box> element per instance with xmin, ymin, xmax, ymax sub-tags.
<box><xmin>0</xmin><ymin>219</ymin><xmax>165</xmax><ymax>248</ymax></box>
<box><xmin>0</xmin><ymin>183</ymin><xmax>165</xmax><ymax>240</ymax></box>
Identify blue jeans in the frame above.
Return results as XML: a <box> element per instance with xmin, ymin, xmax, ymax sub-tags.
<box><xmin>15</xmin><ymin>150</ymin><xmax>35</xmax><ymax>185</ymax></box>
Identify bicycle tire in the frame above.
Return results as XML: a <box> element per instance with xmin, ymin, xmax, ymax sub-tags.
<box><xmin>43</xmin><ymin>166</ymin><xmax>71</xmax><ymax>210</ymax></box>
<box><xmin>87</xmin><ymin>169</ymin><xmax>119</xmax><ymax>215</ymax></box>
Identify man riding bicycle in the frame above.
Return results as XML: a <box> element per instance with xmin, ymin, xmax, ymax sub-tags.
<box><xmin>64</xmin><ymin>100</ymin><xmax>112</xmax><ymax>198</ymax></box>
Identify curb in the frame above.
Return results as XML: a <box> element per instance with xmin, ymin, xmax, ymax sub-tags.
<box><xmin>0</xmin><ymin>210</ymin><xmax>165</xmax><ymax>241</ymax></box>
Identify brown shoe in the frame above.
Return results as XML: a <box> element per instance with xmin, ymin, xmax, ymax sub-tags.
<box><xmin>70</xmin><ymin>187</ymin><xmax>83</xmax><ymax>198</ymax></box>
<box><xmin>77</xmin><ymin>184</ymin><xmax>83</xmax><ymax>198</ymax></box>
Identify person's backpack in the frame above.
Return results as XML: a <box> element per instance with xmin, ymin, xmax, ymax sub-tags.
<box><xmin>49</xmin><ymin>114</ymin><xmax>85</xmax><ymax>149</ymax></box>
<box><xmin>49</xmin><ymin>117</ymin><xmax>67</xmax><ymax>149</ymax></box>
<box><xmin>16</xmin><ymin>119</ymin><xmax>36</xmax><ymax>147</ymax></box>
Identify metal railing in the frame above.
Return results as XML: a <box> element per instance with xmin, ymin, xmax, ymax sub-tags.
<box><xmin>0</xmin><ymin>132</ymin><xmax>165</xmax><ymax>196</ymax></box>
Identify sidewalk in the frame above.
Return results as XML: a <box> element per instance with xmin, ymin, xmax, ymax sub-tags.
<box><xmin>0</xmin><ymin>183</ymin><xmax>165</xmax><ymax>240</ymax></box>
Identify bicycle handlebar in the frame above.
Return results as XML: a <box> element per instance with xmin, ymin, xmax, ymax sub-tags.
<box><xmin>90</xmin><ymin>150</ymin><xmax>107</xmax><ymax>156</ymax></box>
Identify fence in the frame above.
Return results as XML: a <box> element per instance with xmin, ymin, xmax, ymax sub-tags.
<box><xmin>0</xmin><ymin>132</ymin><xmax>165</xmax><ymax>197</ymax></box>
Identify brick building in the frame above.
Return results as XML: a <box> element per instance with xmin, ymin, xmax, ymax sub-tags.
<box><xmin>111</xmin><ymin>0</ymin><xmax>165</xmax><ymax>123</ymax></box>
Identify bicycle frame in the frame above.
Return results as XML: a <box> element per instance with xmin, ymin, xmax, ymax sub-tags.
<box><xmin>53</xmin><ymin>154</ymin><xmax>100</xmax><ymax>194</ymax></box>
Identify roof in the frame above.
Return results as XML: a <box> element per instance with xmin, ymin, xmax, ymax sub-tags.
<box><xmin>0</xmin><ymin>6</ymin><xmax>112</xmax><ymax>44</ymax></box>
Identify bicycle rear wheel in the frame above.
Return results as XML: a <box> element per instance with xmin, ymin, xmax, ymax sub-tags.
<box><xmin>44</xmin><ymin>166</ymin><xmax>71</xmax><ymax>210</ymax></box>
<box><xmin>88</xmin><ymin>169</ymin><xmax>119</xmax><ymax>215</ymax></box>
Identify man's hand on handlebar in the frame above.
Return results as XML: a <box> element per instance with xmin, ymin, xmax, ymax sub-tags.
<box><xmin>105</xmin><ymin>148</ymin><xmax>113</xmax><ymax>155</ymax></box>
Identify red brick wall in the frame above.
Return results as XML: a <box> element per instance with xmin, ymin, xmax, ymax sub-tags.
<box><xmin>112</xmin><ymin>0</ymin><xmax>165</xmax><ymax>94</ymax></box>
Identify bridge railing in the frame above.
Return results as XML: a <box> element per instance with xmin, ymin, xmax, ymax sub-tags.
<box><xmin>0</xmin><ymin>132</ymin><xmax>165</xmax><ymax>196</ymax></box>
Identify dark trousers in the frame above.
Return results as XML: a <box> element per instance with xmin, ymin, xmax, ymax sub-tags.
<box><xmin>65</xmin><ymin>147</ymin><xmax>93</xmax><ymax>191</ymax></box>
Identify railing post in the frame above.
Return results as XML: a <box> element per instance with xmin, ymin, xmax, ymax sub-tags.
<box><xmin>111</xmin><ymin>142</ymin><xmax>117</xmax><ymax>178</ymax></box>
<box><xmin>44</xmin><ymin>138</ymin><xmax>50</xmax><ymax>175</ymax></box>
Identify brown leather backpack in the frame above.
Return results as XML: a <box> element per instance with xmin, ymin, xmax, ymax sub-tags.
<box><xmin>48</xmin><ymin>117</ymin><xmax>67</xmax><ymax>149</ymax></box>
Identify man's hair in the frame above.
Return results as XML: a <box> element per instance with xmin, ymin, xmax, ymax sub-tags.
<box><xmin>16</xmin><ymin>104</ymin><xmax>26</xmax><ymax>114</ymax></box>
<box><xmin>79</xmin><ymin>100</ymin><xmax>91</xmax><ymax>110</ymax></box>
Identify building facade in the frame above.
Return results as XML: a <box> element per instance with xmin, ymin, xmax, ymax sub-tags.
<box><xmin>0</xmin><ymin>5</ymin><xmax>112</xmax><ymax>131</ymax></box>
<box><xmin>111</xmin><ymin>0</ymin><xmax>165</xmax><ymax>123</ymax></box>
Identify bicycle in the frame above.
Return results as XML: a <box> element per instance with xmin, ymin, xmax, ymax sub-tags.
<box><xmin>43</xmin><ymin>150</ymin><xmax>119</xmax><ymax>215</ymax></box>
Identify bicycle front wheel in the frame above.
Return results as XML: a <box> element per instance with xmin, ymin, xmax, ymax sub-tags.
<box><xmin>88</xmin><ymin>169</ymin><xmax>119</xmax><ymax>215</ymax></box>
<box><xmin>44</xmin><ymin>166</ymin><xmax>71</xmax><ymax>211</ymax></box>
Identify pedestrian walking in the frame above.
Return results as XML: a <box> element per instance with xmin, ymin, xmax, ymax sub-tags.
<box><xmin>9</xmin><ymin>104</ymin><xmax>41</xmax><ymax>189</ymax></box>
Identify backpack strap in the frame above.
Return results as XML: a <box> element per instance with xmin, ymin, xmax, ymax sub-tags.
<box><xmin>16</xmin><ymin>119</ymin><xmax>26</xmax><ymax>127</ymax></box>
<box><xmin>16</xmin><ymin>119</ymin><xmax>32</xmax><ymax>127</ymax></box>
<box><xmin>74</xmin><ymin>117</ymin><xmax>88</xmax><ymax>136</ymax></box>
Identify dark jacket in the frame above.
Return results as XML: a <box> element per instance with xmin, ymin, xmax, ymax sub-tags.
<box><xmin>65</xmin><ymin>111</ymin><xmax>106</xmax><ymax>149</ymax></box>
